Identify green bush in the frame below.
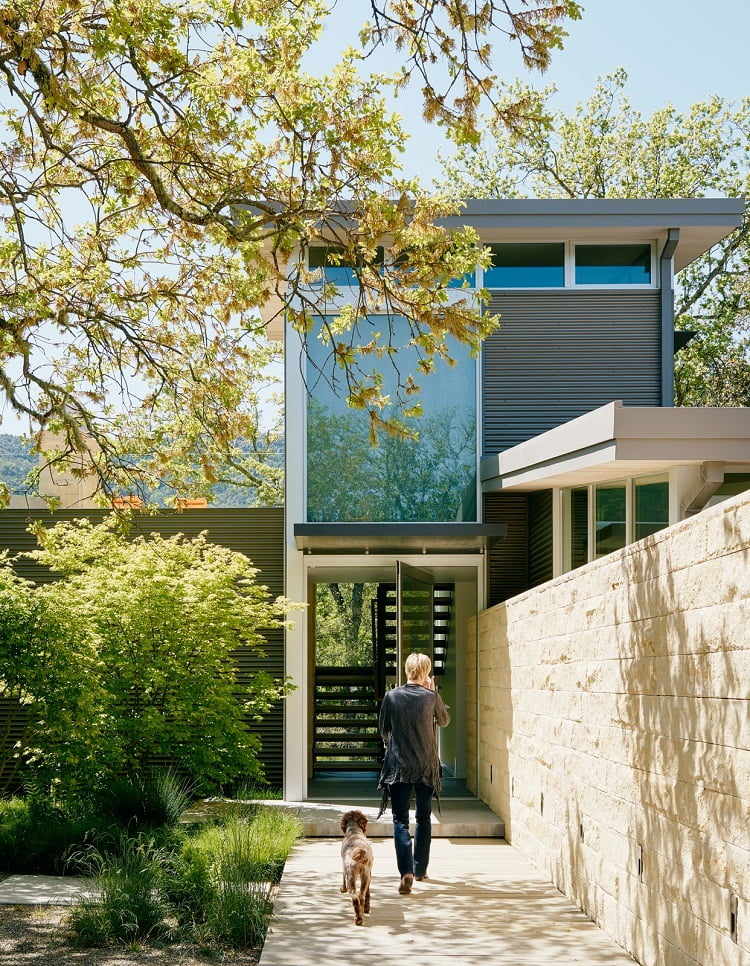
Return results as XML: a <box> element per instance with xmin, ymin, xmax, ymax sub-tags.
<box><xmin>1</xmin><ymin>520</ymin><xmax>297</xmax><ymax>796</ymax></box>
<box><xmin>96</xmin><ymin>768</ymin><xmax>197</xmax><ymax>829</ymax></box>
<box><xmin>0</xmin><ymin>796</ymin><xmax>112</xmax><ymax>875</ymax></box>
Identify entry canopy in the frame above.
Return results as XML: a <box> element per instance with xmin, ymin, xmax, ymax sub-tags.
<box><xmin>293</xmin><ymin>522</ymin><xmax>507</xmax><ymax>554</ymax></box>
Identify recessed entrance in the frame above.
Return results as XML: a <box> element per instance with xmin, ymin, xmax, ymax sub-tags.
<box><xmin>305</xmin><ymin>555</ymin><xmax>481</xmax><ymax>791</ymax></box>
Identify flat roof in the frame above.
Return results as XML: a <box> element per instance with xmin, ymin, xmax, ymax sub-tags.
<box><xmin>439</xmin><ymin>198</ymin><xmax>744</xmax><ymax>272</ymax></box>
<box><xmin>481</xmin><ymin>401</ymin><xmax>750</xmax><ymax>491</ymax></box>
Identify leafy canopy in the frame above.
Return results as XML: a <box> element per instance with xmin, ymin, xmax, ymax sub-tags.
<box><xmin>438</xmin><ymin>69</ymin><xmax>750</xmax><ymax>406</ymax></box>
<box><xmin>0</xmin><ymin>0</ymin><xmax>581</xmax><ymax>504</ymax></box>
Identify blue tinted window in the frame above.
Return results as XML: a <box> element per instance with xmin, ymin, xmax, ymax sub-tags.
<box><xmin>308</xmin><ymin>246</ymin><xmax>383</xmax><ymax>286</ymax></box>
<box><xmin>575</xmin><ymin>245</ymin><xmax>651</xmax><ymax>285</ymax></box>
<box><xmin>306</xmin><ymin>316</ymin><xmax>477</xmax><ymax>522</ymax></box>
<box><xmin>446</xmin><ymin>271</ymin><xmax>476</xmax><ymax>288</ymax></box>
<box><xmin>484</xmin><ymin>243</ymin><xmax>564</xmax><ymax>288</ymax></box>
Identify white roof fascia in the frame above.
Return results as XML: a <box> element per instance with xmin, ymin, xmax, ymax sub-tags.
<box><xmin>481</xmin><ymin>402</ymin><xmax>750</xmax><ymax>491</ymax></box>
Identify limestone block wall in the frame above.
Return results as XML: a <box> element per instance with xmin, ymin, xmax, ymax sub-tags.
<box><xmin>467</xmin><ymin>489</ymin><xmax>749</xmax><ymax>966</ymax></box>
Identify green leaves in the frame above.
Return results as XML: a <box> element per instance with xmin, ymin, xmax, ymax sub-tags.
<box><xmin>0</xmin><ymin>0</ymin><xmax>579</xmax><ymax>496</ymax></box>
<box><xmin>0</xmin><ymin>519</ymin><xmax>298</xmax><ymax>794</ymax></box>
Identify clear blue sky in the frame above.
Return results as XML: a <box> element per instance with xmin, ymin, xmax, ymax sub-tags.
<box><xmin>320</xmin><ymin>0</ymin><xmax>750</xmax><ymax>181</ymax></box>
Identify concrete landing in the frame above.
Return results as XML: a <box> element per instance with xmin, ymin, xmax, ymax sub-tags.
<box><xmin>182</xmin><ymin>787</ymin><xmax>505</xmax><ymax>838</ymax></box>
<box><xmin>283</xmin><ymin>796</ymin><xmax>504</xmax><ymax>837</ymax></box>
<box><xmin>259</xmin><ymin>837</ymin><xmax>636</xmax><ymax>966</ymax></box>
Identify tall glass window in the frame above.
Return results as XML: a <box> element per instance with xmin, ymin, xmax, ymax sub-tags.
<box><xmin>484</xmin><ymin>243</ymin><xmax>565</xmax><ymax>288</ymax></box>
<box><xmin>634</xmin><ymin>477</ymin><xmax>669</xmax><ymax>539</ymax></box>
<box><xmin>306</xmin><ymin>315</ymin><xmax>477</xmax><ymax>522</ymax></box>
<box><xmin>595</xmin><ymin>483</ymin><xmax>627</xmax><ymax>558</ymax></box>
<box><xmin>575</xmin><ymin>244</ymin><xmax>652</xmax><ymax>285</ymax></box>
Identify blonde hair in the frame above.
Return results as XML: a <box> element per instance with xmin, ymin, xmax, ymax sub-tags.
<box><xmin>405</xmin><ymin>652</ymin><xmax>431</xmax><ymax>683</ymax></box>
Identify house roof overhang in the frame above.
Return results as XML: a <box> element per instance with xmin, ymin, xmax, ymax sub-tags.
<box><xmin>293</xmin><ymin>522</ymin><xmax>506</xmax><ymax>554</ymax></box>
<box><xmin>481</xmin><ymin>401</ymin><xmax>750</xmax><ymax>492</ymax></box>
<box><xmin>438</xmin><ymin>198</ymin><xmax>744</xmax><ymax>272</ymax></box>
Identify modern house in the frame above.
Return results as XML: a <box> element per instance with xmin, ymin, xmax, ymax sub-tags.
<box><xmin>1</xmin><ymin>197</ymin><xmax>747</xmax><ymax>802</ymax></box>
<box><xmin>2</xmin><ymin>195</ymin><xmax>746</xmax><ymax>965</ymax></box>
<box><xmin>278</xmin><ymin>197</ymin><xmax>749</xmax><ymax>801</ymax></box>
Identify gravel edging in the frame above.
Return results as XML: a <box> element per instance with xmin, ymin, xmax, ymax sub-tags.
<box><xmin>0</xmin><ymin>904</ymin><xmax>264</xmax><ymax>965</ymax></box>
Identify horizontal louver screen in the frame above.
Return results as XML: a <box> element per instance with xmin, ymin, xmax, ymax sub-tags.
<box><xmin>483</xmin><ymin>291</ymin><xmax>661</xmax><ymax>454</ymax></box>
<box><xmin>483</xmin><ymin>493</ymin><xmax>528</xmax><ymax>606</ymax></box>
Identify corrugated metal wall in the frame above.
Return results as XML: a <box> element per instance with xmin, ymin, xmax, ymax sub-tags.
<box><xmin>482</xmin><ymin>291</ymin><xmax>662</xmax><ymax>454</ymax></box>
<box><xmin>528</xmin><ymin>490</ymin><xmax>554</xmax><ymax>588</ymax></box>
<box><xmin>0</xmin><ymin>507</ymin><xmax>285</xmax><ymax>788</ymax></box>
<box><xmin>484</xmin><ymin>492</ymin><xmax>528</xmax><ymax>607</ymax></box>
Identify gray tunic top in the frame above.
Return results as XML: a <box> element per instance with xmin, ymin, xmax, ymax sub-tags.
<box><xmin>377</xmin><ymin>683</ymin><xmax>450</xmax><ymax>815</ymax></box>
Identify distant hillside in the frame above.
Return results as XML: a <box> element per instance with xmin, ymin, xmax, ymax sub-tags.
<box><xmin>0</xmin><ymin>434</ymin><xmax>283</xmax><ymax>507</ymax></box>
<box><xmin>0</xmin><ymin>434</ymin><xmax>37</xmax><ymax>493</ymax></box>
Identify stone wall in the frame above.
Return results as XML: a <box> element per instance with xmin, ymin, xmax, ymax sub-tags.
<box><xmin>467</xmin><ymin>490</ymin><xmax>749</xmax><ymax>966</ymax></box>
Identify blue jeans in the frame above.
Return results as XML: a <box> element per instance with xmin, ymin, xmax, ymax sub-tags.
<box><xmin>388</xmin><ymin>781</ymin><xmax>433</xmax><ymax>878</ymax></box>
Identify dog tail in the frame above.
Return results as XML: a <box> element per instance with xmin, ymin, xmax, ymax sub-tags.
<box><xmin>351</xmin><ymin>847</ymin><xmax>369</xmax><ymax>864</ymax></box>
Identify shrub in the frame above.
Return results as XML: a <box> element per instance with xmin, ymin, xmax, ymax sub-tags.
<box><xmin>96</xmin><ymin>768</ymin><xmax>197</xmax><ymax>829</ymax></box>
<box><xmin>4</xmin><ymin>519</ymin><xmax>298</xmax><ymax>796</ymax></box>
<box><xmin>68</xmin><ymin>802</ymin><xmax>302</xmax><ymax>951</ymax></box>
<box><xmin>0</xmin><ymin>795</ymin><xmax>112</xmax><ymax>875</ymax></box>
<box><xmin>69</xmin><ymin>834</ymin><xmax>172</xmax><ymax>945</ymax></box>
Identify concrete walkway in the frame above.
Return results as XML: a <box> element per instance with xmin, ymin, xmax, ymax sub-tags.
<box><xmin>259</xmin><ymin>837</ymin><xmax>636</xmax><ymax>966</ymax></box>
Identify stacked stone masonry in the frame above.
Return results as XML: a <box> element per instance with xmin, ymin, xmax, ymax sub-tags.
<box><xmin>468</xmin><ymin>489</ymin><xmax>750</xmax><ymax>966</ymax></box>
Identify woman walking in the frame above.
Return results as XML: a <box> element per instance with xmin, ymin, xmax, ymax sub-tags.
<box><xmin>377</xmin><ymin>652</ymin><xmax>450</xmax><ymax>894</ymax></box>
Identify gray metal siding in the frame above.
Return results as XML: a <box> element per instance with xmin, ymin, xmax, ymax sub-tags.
<box><xmin>483</xmin><ymin>493</ymin><xmax>528</xmax><ymax>607</ymax></box>
<box><xmin>482</xmin><ymin>291</ymin><xmax>662</xmax><ymax>454</ymax></box>
<box><xmin>528</xmin><ymin>490</ymin><xmax>554</xmax><ymax>588</ymax></box>
<box><xmin>0</xmin><ymin>508</ymin><xmax>285</xmax><ymax>788</ymax></box>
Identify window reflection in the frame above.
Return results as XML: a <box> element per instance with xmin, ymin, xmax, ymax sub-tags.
<box><xmin>595</xmin><ymin>484</ymin><xmax>626</xmax><ymax>557</ymax></box>
<box><xmin>575</xmin><ymin>245</ymin><xmax>651</xmax><ymax>285</ymax></box>
<box><xmin>634</xmin><ymin>479</ymin><xmax>669</xmax><ymax>539</ymax></box>
<box><xmin>485</xmin><ymin>243</ymin><xmax>565</xmax><ymax>288</ymax></box>
<box><xmin>306</xmin><ymin>316</ymin><xmax>478</xmax><ymax>522</ymax></box>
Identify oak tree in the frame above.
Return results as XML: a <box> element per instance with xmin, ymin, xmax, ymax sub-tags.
<box><xmin>0</xmin><ymin>0</ymin><xmax>581</xmax><ymax>504</ymax></box>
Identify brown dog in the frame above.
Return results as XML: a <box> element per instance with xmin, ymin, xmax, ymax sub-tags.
<box><xmin>339</xmin><ymin>809</ymin><xmax>373</xmax><ymax>925</ymax></box>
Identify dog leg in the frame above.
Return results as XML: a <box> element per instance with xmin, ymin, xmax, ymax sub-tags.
<box><xmin>352</xmin><ymin>895</ymin><xmax>364</xmax><ymax>926</ymax></box>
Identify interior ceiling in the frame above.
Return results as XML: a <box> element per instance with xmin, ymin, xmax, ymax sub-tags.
<box><xmin>306</xmin><ymin>564</ymin><xmax>480</xmax><ymax>584</ymax></box>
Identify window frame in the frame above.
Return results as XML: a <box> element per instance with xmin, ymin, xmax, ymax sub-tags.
<box><xmin>476</xmin><ymin>240</ymin><xmax>659</xmax><ymax>290</ymax></box>
<box><xmin>561</xmin><ymin>472</ymin><xmax>670</xmax><ymax>573</ymax></box>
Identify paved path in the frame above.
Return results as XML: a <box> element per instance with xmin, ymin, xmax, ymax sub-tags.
<box><xmin>259</xmin><ymin>837</ymin><xmax>636</xmax><ymax>966</ymax></box>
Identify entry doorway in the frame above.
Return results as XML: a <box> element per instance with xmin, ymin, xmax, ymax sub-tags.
<box><xmin>306</xmin><ymin>556</ymin><xmax>479</xmax><ymax>786</ymax></box>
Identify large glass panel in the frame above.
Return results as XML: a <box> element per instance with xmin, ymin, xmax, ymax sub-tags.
<box><xmin>575</xmin><ymin>244</ymin><xmax>651</xmax><ymax>285</ymax></box>
<box><xmin>397</xmin><ymin>562</ymin><xmax>434</xmax><ymax>685</ymax></box>
<box><xmin>484</xmin><ymin>243</ymin><xmax>565</xmax><ymax>288</ymax></box>
<box><xmin>306</xmin><ymin>315</ymin><xmax>478</xmax><ymax>522</ymax></box>
<box><xmin>595</xmin><ymin>483</ymin><xmax>626</xmax><ymax>558</ymax></box>
<box><xmin>563</xmin><ymin>487</ymin><xmax>589</xmax><ymax>571</ymax></box>
<box><xmin>634</xmin><ymin>478</ymin><xmax>669</xmax><ymax>540</ymax></box>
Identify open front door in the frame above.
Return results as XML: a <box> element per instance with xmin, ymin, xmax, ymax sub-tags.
<box><xmin>396</xmin><ymin>561</ymin><xmax>434</xmax><ymax>685</ymax></box>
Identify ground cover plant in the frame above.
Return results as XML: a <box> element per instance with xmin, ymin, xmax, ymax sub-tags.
<box><xmin>0</xmin><ymin>770</ymin><xmax>302</xmax><ymax>957</ymax></box>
